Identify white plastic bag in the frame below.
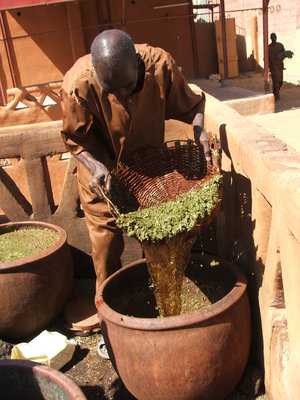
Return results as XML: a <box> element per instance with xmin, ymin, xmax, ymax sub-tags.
<box><xmin>11</xmin><ymin>330</ymin><xmax>76</xmax><ymax>370</ymax></box>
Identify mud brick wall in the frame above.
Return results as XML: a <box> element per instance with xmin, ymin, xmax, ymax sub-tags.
<box><xmin>200</xmin><ymin>88</ymin><xmax>300</xmax><ymax>400</ymax></box>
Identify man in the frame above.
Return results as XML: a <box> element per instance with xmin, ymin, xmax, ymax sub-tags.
<box><xmin>61</xmin><ymin>29</ymin><xmax>209</xmax><ymax>301</ymax></box>
<box><xmin>269</xmin><ymin>32</ymin><xmax>293</xmax><ymax>101</ymax></box>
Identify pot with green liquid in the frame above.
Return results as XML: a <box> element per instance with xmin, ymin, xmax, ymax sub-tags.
<box><xmin>0</xmin><ymin>221</ymin><xmax>73</xmax><ymax>339</ymax></box>
<box><xmin>97</xmin><ymin>252</ymin><xmax>251</xmax><ymax>400</ymax></box>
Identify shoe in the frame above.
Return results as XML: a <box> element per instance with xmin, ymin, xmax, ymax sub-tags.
<box><xmin>63</xmin><ymin>296</ymin><xmax>100</xmax><ymax>335</ymax></box>
<box><xmin>97</xmin><ymin>336</ymin><xmax>109</xmax><ymax>359</ymax></box>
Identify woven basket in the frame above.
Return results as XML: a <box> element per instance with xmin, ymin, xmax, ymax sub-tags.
<box><xmin>107</xmin><ymin>139</ymin><xmax>221</xmax><ymax>215</ymax></box>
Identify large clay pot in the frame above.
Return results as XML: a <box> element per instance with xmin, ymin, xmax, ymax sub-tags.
<box><xmin>97</xmin><ymin>252</ymin><xmax>251</xmax><ymax>400</ymax></box>
<box><xmin>0</xmin><ymin>359</ymin><xmax>86</xmax><ymax>399</ymax></box>
<box><xmin>0</xmin><ymin>221</ymin><xmax>73</xmax><ymax>339</ymax></box>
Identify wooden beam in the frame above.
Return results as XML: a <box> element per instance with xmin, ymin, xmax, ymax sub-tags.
<box><xmin>24</xmin><ymin>156</ymin><xmax>54</xmax><ymax>219</ymax></box>
<box><xmin>0</xmin><ymin>121</ymin><xmax>65</xmax><ymax>158</ymax></box>
<box><xmin>0</xmin><ymin>167</ymin><xmax>32</xmax><ymax>220</ymax></box>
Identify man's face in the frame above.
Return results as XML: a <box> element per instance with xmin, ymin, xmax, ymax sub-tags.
<box><xmin>270</xmin><ymin>33</ymin><xmax>277</xmax><ymax>43</ymax></box>
<box><xmin>96</xmin><ymin>56</ymin><xmax>139</xmax><ymax>99</ymax></box>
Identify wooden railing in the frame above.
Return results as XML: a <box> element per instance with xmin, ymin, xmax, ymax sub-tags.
<box><xmin>0</xmin><ymin>82</ymin><xmax>62</xmax><ymax>127</ymax></box>
<box><xmin>0</xmin><ymin>120</ymin><xmax>95</xmax><ymax>277</ymax></box>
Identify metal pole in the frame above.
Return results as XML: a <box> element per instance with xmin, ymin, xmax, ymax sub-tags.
<box><xmin>219</xmin><ymin>0</ymin><xmax>228</xmax><ymax>80</ymax></box>
<box><xmin>0</xmin><ymin>10</ymin><xmax>17</xmax><ymax>88</ymax></box>
<box><xmin>188</xmin><ymin>0</ymin><xmax>199</xmax><ymax>77</ymax></box>
<box><xmin>121</xmin><ymin>0</ymin><xmax>125</xmax><ymax>31</ymax></box>
<box><xmin>105</xmin><ymin>0</ymin><xmax>113</xmax><ymax>30</ymax></box>
<box><xmin>263</xmin><ymin>0</ymin><xmax>270</xmax><ymax>92</ymax></box>
<box><xmin>0</xmin><ymin>76</ymin><xmax>6</xmax><ymax>106</ymax></box>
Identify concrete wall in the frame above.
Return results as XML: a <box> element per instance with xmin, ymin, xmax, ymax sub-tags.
<box><xmin>201</xmin><ymin>89</ymin><xmax>300</xmax><ymax>400</ymax></box>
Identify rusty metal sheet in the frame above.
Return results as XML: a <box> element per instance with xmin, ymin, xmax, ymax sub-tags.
<box><xmin>0</xmin><ymin>0</ymin><xmax>76</xmax><ymax>11</ymax></box>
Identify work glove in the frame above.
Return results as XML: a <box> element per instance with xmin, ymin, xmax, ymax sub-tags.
<box><xmin>194</xmin><ymin>126</ymin><xmax>211</xmax><ymax>162</ymax></box>
<box><xmin>89</xmin><ymin>163</ymin><xmax>112</xmax><ymax>199</ymax></box>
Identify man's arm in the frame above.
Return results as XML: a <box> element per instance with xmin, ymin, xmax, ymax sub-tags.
<box><xmin>61</xmin><ymin>87</ymin><xmax>113</xmax><ymax>197</ymax></box>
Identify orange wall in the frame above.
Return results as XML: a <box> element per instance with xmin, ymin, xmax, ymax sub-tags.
<box><xmin>0</xmin><ymin>3</ymin><xmax>76</xmax><ymax>90</ymax></box>
<box><xmin>0</xmin><ymin>0</ymin><xmax>218</xmax><ymax>96</ymax></box>
<box><xmin>109</xmin><ymin>0</ymin><xmax>196</xmax><ymax>78</ymax></box>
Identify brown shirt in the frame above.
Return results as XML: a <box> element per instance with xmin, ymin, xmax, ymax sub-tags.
<box><xmin>61</xmin><ymin>44</ymin><xmax>204</xmax><ymax>165</ymax></box>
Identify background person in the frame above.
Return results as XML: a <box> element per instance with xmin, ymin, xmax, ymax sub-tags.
<box><xmin>269</xmin><ymin>32</ymin><xmax>293</xmax><ymax>101</ymax></box>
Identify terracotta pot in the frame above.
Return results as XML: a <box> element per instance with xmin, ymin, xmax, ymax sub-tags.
<box><xmin>0</xmin><ymin>221</ymin><xmax>74</xmax><ymax>339</ymax></box>
<box><xmin>97</xmin><ymin>252</ymin><xmax>251</xmax><ymax>400</ymax></box>
<box><xmin>0</xmin><ymin>359</ymin><xmax>86</xmax><ymax>399</ymax></box>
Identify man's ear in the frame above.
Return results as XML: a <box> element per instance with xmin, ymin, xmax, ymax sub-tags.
<box><xmin>136</xmin><ymin>53</ymin><xmax>142</xmax><ymax>65</ymax></box>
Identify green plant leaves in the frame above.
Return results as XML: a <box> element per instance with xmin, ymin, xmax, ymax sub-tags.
<box><xmin>116</xmin><ymin>174</ymin><xmax>222</xmax><ymax>243</ymax></box>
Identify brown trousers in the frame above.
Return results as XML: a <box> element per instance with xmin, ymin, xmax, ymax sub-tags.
<box><xmin>270</xmin><ymin>66</ymin><xmax>283</xmax><ymax>100</ymax></box>
<box><xmin>76</xmin><ymin>161</ymin><xmax>124</xmax><ymax>300</ymax></box>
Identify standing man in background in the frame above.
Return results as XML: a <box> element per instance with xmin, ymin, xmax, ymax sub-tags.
<box><xmin>269</xmin><ymin>32</ymin><xmax>293</xmax><ymax>101</ymax></box>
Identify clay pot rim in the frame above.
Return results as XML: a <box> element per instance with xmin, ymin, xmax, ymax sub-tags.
<box><xmin>98</xmin><ymin>252</ymin><xmax>248</xmax><ymax>331</ymax></box>
<box><xmin>0</xmin><ymin>359</ymin><xmax>87</xmax><ymax>400</ymax></box>
<box><xmin>0</xmin><ymin>221</ymin><xmax>67</xmax><ymax>271</ymax></box>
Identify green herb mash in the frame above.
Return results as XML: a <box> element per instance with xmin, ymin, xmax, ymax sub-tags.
<box><xmin>116</xmin><ymin>174</ymin><xmax>222</xmax><ymax>242</ymax></box>
<box><xmin>0</xmin><ymin>228</ymin><xmax>59</xmax><ymax>262</ymax></box>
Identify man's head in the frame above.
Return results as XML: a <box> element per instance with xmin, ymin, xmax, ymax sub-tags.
<box><xmin>270</xmin><ymin>33</ymin><xmax>277</xmax><ymax>44</ymax></box>
<box><xmin>91</xmin><ymin>29</ymin><xmax>139</xmax><ymax>98</ymax></box>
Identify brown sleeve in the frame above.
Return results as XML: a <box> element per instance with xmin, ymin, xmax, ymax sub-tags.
<box><xmin>60</xmin><ymin>87</ymin><xmax>110</xmax><ymax>165</ymax></box>
<box><xmin>61</xmin><ymin>87</ymin><xmax>93</xmax><ymax>155</ymax></box>
<box><xmin>164</xmin><ymin>55</ymin><xmax>205</xmax><ymax>123</ymax></box>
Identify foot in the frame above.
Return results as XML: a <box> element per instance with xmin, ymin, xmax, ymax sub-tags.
<box><xmin>238</xmin><ymin>362</ymin><xmax>264</xmax><ymax>396</ymax></box>
<box><xmin>97</xmin><ymin>336</ymin><xmax>109</xmax><ymax>359</ymax></box>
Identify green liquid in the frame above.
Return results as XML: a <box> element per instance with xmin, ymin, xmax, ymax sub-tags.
<box><xmin>0</xmin><ymin>227</ymin><xmax>59</xmax><ymax>262</ymax></box>
<box><xmin>143</xmin><ymin>233</ymin><xmax>196</xmax><ymax>317</ymax></box>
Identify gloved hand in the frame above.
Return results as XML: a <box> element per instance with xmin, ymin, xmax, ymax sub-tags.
<box><xmin>193</xmin><ymin>126</ymin><xmax>211</xmax><ymax>162</ymax></box>
<box><xmin>89</xmin><ymin>162</ymin><xmax>112</xmax><ymax>198</ymax></box>
<box><xmin>74</xmin><ymin>151</ymin><xmax>112</xmax><ymax>198</ymax></box>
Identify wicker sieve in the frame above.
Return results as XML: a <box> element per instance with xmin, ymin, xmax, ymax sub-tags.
<box><xmin>102</xmin><ymin>138</ymin><xmax>221</xmax><ymax>215</ymax></box>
